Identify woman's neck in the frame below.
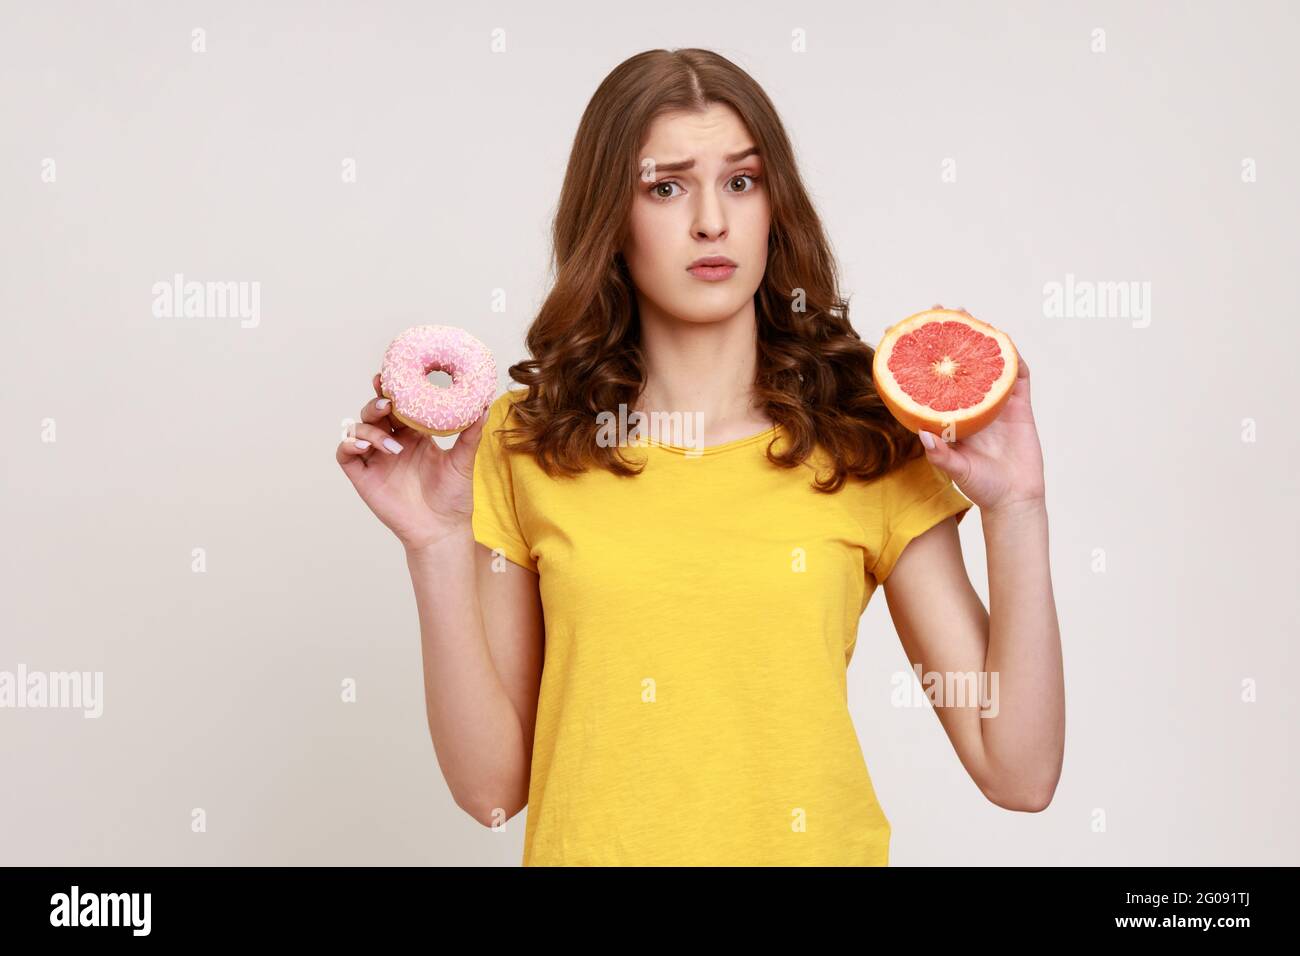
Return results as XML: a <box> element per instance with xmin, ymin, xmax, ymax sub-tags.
<box><xmin>632</xmin><ymin>299</ymin><xmax>773</xmax><ymax>440</ymax></box>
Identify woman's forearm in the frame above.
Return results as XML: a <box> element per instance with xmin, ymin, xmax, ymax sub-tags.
<box><xmin>405</xmin><ymin>528</ymin><xmax>529</xmax><ymax>824</ymax></box>
<box><xmin>979</xmin><ymin>498</ymin><xmax>1065</xmax><ymax>808</ymax></box>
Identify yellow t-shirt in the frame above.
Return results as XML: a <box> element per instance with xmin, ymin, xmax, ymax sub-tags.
<box><xmin>471</xmin><ymin>388</ymin><xmax>974</xmax><ymax>865</ymax></box>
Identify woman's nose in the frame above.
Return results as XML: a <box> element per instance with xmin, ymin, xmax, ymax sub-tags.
<box><xmin>692</xmin><ymin>199</ymin><xmax>727</xmax><ymax>239</ymax></box>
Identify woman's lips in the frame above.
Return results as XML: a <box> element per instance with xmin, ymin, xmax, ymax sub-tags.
<box><xmin>687</xmin><ymin>264</ymin><xmax>737</xmax><ymax>281</ymax></box>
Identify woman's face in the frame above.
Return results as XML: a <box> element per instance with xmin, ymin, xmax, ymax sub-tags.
<box><xmin>621</xmin><ymin>103</ymin><xmax>770</xmax><ymax>325</ymax></box>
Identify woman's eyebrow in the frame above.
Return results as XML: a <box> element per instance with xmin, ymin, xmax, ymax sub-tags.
<box><xmin>648</xmin><ymin>146</ymin><xmax>760</xmax><ymax>174</ymax></box>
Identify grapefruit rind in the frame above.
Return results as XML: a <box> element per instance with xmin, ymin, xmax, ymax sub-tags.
<box><xmin>872</xmin><ymin>308</ymin><xmax>1018</xmax><ymax>440</ymax></box>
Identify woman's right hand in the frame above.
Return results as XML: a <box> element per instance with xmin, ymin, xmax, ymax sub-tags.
<box><xmin>336</xmin><ymin>373</ymin><xmax>491</xmax><ymax>553</ymax></box>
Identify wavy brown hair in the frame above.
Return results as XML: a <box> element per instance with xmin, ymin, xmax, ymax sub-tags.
<box><xmin>500</xmin><ymin>47</ymin><xmax>922</xmax><ymax>493</ymax></box>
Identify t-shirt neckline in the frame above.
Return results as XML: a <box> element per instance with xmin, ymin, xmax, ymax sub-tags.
<box><xmin>637</xmin><ymin>422</ymin><xmax>783</xmax><ymax>457</ymax></box>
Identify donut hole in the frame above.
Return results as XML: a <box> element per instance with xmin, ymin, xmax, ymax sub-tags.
<box><xmin>424</xmin><ymin>369</ymin><xmax>454</xmax><ymax>388</ymax></box>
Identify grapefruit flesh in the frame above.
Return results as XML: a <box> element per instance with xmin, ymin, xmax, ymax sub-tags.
<box><xmin>872</xmin><ymin>308</ymin><xmax>1018</xmax><ymax>440</ymax></box>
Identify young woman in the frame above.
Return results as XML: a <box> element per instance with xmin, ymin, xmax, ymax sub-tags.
<box><xmin>336</xmin><ymin>48</ymin><xmax>1064</xmax><ymax>866</ymax></box>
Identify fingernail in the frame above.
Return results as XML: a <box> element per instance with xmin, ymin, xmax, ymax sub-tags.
<box><xmin>919</xmin><ymin>430</ymin><xmax>936</xmax><ymax>450</ymax></box>
<box><xmin>383</xmin><ymin>437</ymin><xmax>404</xmax><ymax>454</ymax></box>
<box><xmin>354</xmin><ymin>439</ymin><xmax>371</xmax><ymax>450</ymax></box>
<box><xmin>376</xmin><ymin>398</ymin><xmax>391</xmax><ymax>410</ymax></box>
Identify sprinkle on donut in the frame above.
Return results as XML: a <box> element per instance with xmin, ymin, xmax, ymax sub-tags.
<box><xmin>379</xmin><ymin>325</ymin><xmax>498</xmax><ymax>436</ymax></box>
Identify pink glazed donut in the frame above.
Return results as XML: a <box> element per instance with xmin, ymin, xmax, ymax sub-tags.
<box><xmin>379</xmin><ymin>325</ymin><xmax>497</xmax><ymax>437</ymax></box>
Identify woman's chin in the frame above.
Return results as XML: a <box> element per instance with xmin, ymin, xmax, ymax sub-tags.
<box><xmin>668</xmin><ymin>297</ymin><xmax>756</xmax><ymax>326</ymax></box>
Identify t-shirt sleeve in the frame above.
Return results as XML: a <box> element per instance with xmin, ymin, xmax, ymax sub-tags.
<box><xmin>471</xmin><ymin>390</ymin><xmax>538</xmax><ymax>573</ymax></box>
<box><xmin>867</xmin><ymin>451</ymin><xmax>974</xmax><ymax>585</ymax></box>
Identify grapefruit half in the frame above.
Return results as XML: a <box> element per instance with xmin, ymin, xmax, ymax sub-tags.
<box><xmin>872</xmin><ymin>308</ymin><xmax>1018</xmax><ymax>440</ymax></box>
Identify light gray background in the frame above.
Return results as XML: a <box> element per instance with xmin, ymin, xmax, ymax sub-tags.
<box><xmin>2</xmin><ymin>0</ymin><xmax>1296</xmax><ymax>865</ymax></box>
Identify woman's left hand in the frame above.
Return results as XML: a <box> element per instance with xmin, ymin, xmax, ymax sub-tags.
<box><xmin>917</xmin><ymin>308</ymin><xmax>1046</xmax><ymax>517</ymax></box>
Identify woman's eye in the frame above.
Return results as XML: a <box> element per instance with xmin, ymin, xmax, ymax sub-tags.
<box><xmin>651</xmin><ymin>181</ymin><xmax>682</xmax><ymax>201</ymax></box>
<box><xmin>648</xmin><ymin>174</ymin><xmax>759</xmax><ymax>202</ymax></box>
